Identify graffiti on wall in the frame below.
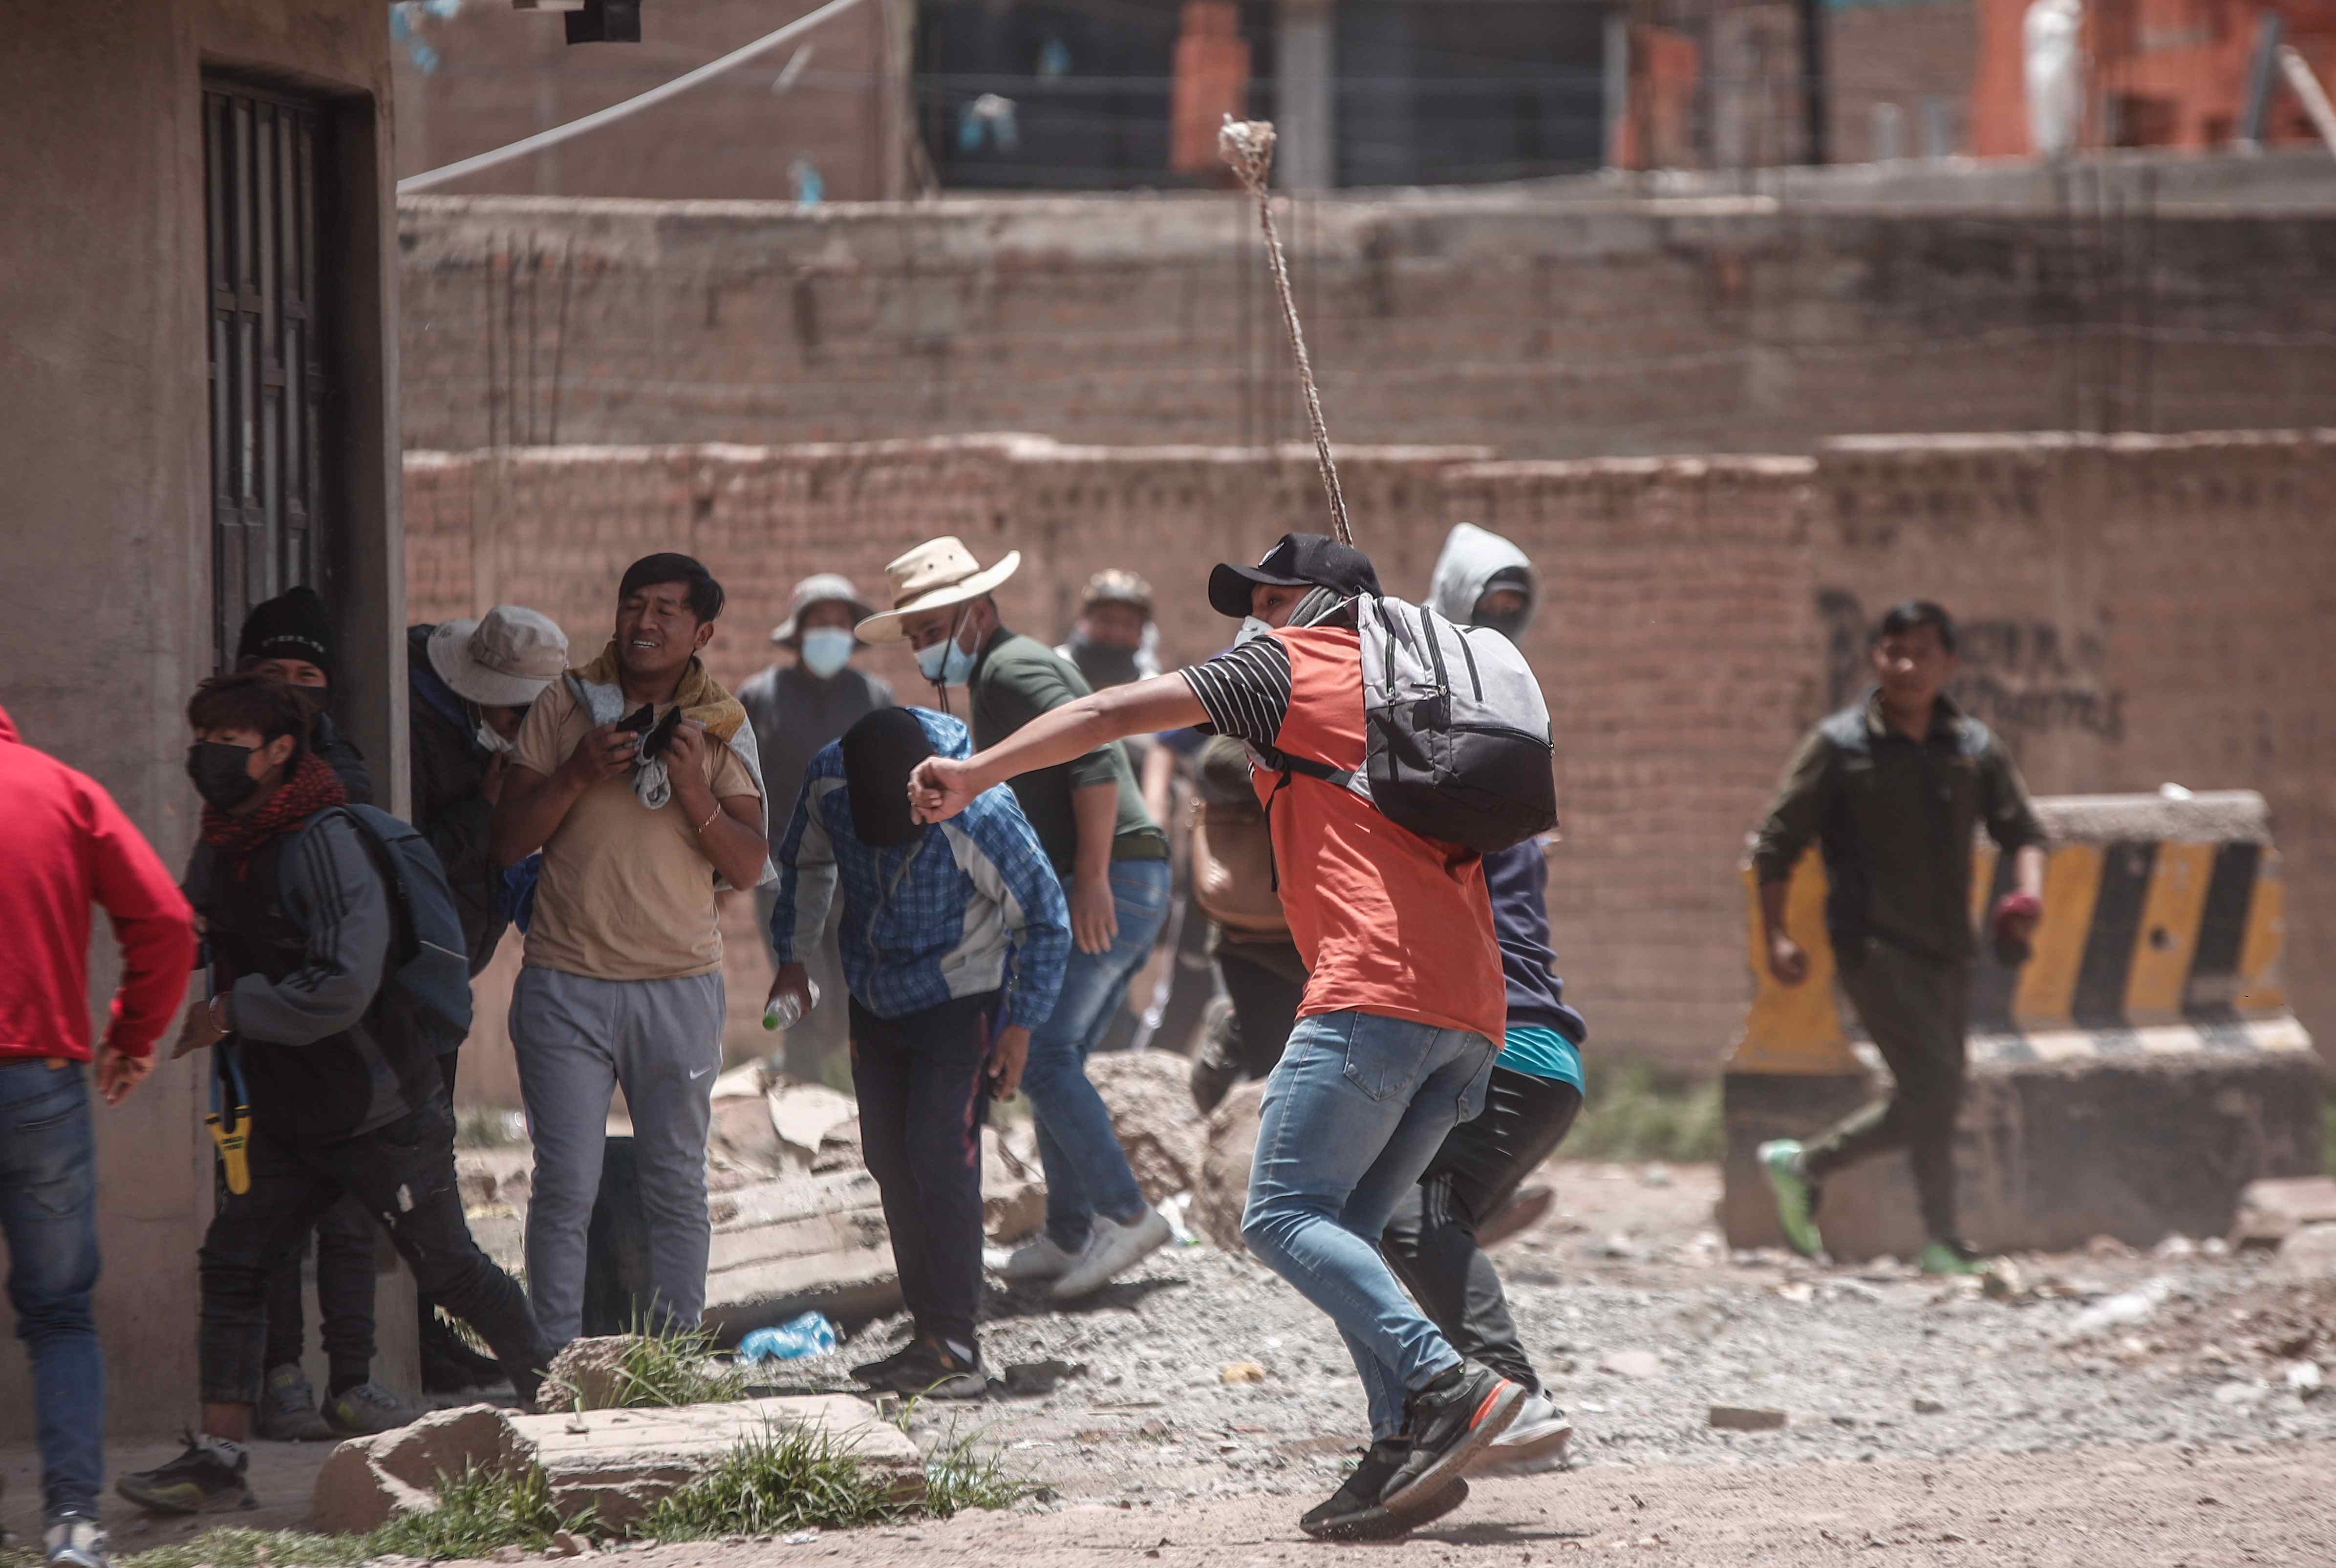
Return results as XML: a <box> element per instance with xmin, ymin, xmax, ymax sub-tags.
<box><xmin>1820</xmin><ymin>591</ymin><xmax>2125</xmax><ymax>741</ymax></box>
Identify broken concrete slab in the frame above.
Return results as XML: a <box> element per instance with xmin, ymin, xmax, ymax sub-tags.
<box><xmin>2277</xmin><ymin>1223</ymin><xmax>2336</xmax><ymax>1281</ymax></box>
<box><xmin>1194</xmin><ymin>1079</ymin><xmax>1266</xmax><ymax>1255</ymax></box>
<box><xmin>314</xmin><ymin>1396</ymin><xmax>922</xmax><ymax>1535</ymax></box>
<box><xmin>768</xmin><ymin>1081</ymin><xmax>857</xmax><ymax>1165</ymax></box>
<box><xmin>2233</xmin><ymin>1177</ymin><xmax>2336</xmax><ymax>1248</ymax></box>
<box><xmin>701</xmin><ymin>1168</ymin><xmax>902</xmax><ymax>1338</ymax></box>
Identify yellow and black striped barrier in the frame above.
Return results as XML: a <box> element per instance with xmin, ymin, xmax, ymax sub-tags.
<box><xmin>1730</xmin><ymin>791</ymin><xmax>2306</xmax><ymax>1073</ymax></box>
<box><xmin>1722</xmin><ymin>790</ymin><xmax>2322</xmax><ymax>1257</ymax></box>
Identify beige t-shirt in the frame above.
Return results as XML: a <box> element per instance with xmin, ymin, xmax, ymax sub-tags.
<box><xmin>512</xmin><ymin>680</ymin><xmax>761</xmax><ymax>981</ymax></box>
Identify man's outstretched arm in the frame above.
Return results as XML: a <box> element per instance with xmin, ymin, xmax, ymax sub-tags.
<box><xmin>912</xmin><ymin>674</ymin><xmax>1206</xmax><ymax>822</ymax></box>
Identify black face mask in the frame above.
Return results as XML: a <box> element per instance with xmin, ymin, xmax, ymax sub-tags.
<box><xmin>1474</xmin><ymin>609</ymin><xmax>1529</xmax><ymax>645</ymax></box>
<box><xmin>187</xmin><ymin>741</ymin><xmax>261</xmax><ymax>811</ymax></box>
<box><xmin>1069</xmin><ymin>634</ymin><xmax>1142</xmax><ymax>690</ymax></box>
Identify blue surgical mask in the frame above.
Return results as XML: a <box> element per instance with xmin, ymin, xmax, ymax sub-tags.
<box><xmin>798</xmin><ymin>627</ymin><xmax>855</xmax><ymax>679</ymax></box>
<box><xmin>917</xmin><ymin>613</ymin><xmax>979</xmax><ymax>688</ymax></box>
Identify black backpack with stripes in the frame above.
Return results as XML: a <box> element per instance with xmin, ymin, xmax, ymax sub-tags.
<box><xmin>1280</xmin><ymin>595</ymin><xmax>1558</xmax><ymax>855</ymax></box>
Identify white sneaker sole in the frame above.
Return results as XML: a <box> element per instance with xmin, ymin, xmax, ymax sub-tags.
<box><xmin>1050</xmin><ymin>1211</ymin><xmax>1172</xmax><ymax>1300</ymax></box>
<box><xmin>1476</xmin><ymin>1416</ymin><xmax>1574</xmax><ymax>1475</ymax></box>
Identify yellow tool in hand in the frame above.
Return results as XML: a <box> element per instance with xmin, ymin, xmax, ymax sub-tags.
<box><xmin>208</xmin><ymin>1042</ymin><xmax>255</xmax><ymax>1195</ymax></box>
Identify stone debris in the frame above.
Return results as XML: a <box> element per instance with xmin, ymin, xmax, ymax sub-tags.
<box><xmin>1599</xmin><ymin>1350</ymin><xmax>1664</xmax><ymax>1380</ymax></box>
<box><xmin>766</xmin><ymin>1079</ymin><xmax>858</xmax><ymax>1165</ymax></box>
<box><xmin>1981</xmin><ymin>1259</ymin><xmax>2027</xmax><ymax>1301</ymax></box>
<box><xmin>2284</xmin><ymin>1361</ymin><xmax>2325</xmax><ymax>1397</ymax></box>
<box><xmin>2231</xmin><ymin>1177</ymin><xmax>2336</xmax><ymax>1249</ymax></box>
<box><xmin>1003</xmin><ymin>1359</ymin><xmax>1085</xmax><ymax>1396</ymax></box>
<box><xmin>1194</xmin><ymin>1079</ymin><xmax>1266</xmax><ymax>1254</ymax></box>
<box><xmin>1708</xmin><ymin>1405</ymin><xmax>1789</xmax><ymax>1431</ymax></box>
<box><xmin>2277</xmin><ymin>1223</ymin><xmax>2336</xmax><ymax>1281</ymax></box>
<box><xmin>551</xmin><ymin>1530</ymin><xmax>591</xmax><ymax>1557</ymax></box>
<box><xmin>1086</xmin><ymin>1051</ymin><xmax>1208</xmax><ymax>1204</ymax></box>
<box><xmin>2068</xmin><ymin>1276</ymin><xmax>2179</xmax><ymax>1337</ymax></box>
<box><xmin>1912</xmin><ymin>1396</ymin><xmax>1948</xmax><ymax>1415</ymax></box>
<box><xmin>1219</xmin><ymin>1362</ymin><xmax>1267</xmax><ymax>1385</ymax></box>
<box><xmin>314</xmin><ymin>1396</ymin><xmax>922</xmax><ymax>1534</ymax></box>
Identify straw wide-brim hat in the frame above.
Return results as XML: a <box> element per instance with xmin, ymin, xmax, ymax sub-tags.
<box><xmin>855</xmin><ymin>537</ymin><xmax>1022</xmax><ymax>644</ymax></box>
<box><xmin>771</xmin><ymin>573</ymin><xmax>878</xmax><ymax>645</ymax></box>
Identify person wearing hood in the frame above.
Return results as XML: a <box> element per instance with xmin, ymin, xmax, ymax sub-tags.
<box><xmin>859</xmin><ymin>539</ymin><xmax>1174</xmax><ymax>1303</ymax></box>
<box><xmin>233</xmin><ymin>588</ymin><xmax>388</xmax><ymax>1440</ymax></box>
<box><xmin>739</xmin><ymin>575</ymin><xmax>893</xmax><ymax>1085</ymax></box>
<box><xmin>1374</xmin><ymin>521</ymin><xmax>1586</xmax><ymax>1477</ymax></box>
<box><xmin>236</xmin><ymin>587</ymin><xmax>371</xmax><ymax>805</ymax></box>
<box><xmin>491</xmin><ymin>553</ymin><xmax>771</xmax><ymax>1351</ymax></box>
<box><xmin>0</xmin><ymin>703</ymin><xmax>196</xmax><ymax>1568</ymax></box>
<box><xmin>406</xmin><ymin>604</ymin><xmax>567</xmax><ymax>1394</ymax></box>
<box><xmin>767</xmin><ymin>707</ymin><xmax>1069</xmax><ymax>1398</ymax></box>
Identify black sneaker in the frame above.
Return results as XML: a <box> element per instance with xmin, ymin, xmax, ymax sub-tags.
<box><xmin>1377</xmin><ymin>1363</ymin><xmax>1524</xmax><ymax>1515</ymax></box>
<box><xmin>875</xmin><ymin>1336</ymin><xmax>986</xmax><ymax>1400</ymax></box>
<box><xmin>849</xmin><ymin>1340</ymin><xmax>917</xmax><ymax>1388</ymax></box>
<box><xmin>116</xmin><ymin>1434</ymin><xmax>254</xmax><ymax>1516</ymax></box>
<box><xmin>1300</xmin><ymin>1439</ymin><xmax>1471</xmax><ymax>1541</ymax></box>
<box><xmin>254</xmin><ymin>1365</ymin><xmax>330</xmax><ymax>1443</ymax></box>
<box><xmin>420</xmin><ymin>1314</ymin><xmax>506</xmax><ymax>1394</ymax></box>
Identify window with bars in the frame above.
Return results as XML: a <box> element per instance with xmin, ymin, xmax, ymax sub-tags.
<box><xmin>203</xmin><ymin>79</ymin><xmax>329</xmax><ymax>670</ymax></box>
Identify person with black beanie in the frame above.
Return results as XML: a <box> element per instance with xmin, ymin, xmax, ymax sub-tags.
<box><xmin>236</xmin><ymin>586</ymin><xmax>372</xmax><ymax>805</ymax></box>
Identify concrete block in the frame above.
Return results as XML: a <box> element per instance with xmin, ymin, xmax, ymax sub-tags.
<box><xmin>1086</xmin><ymin>1051</ymin><xmax>1207</xmax><ymax>1205</ymax></box>
<box><xmin>312</xmin><ymin>1396</ymin><xmax>922</xmax><ymax>1536</ymax></box>
<box><xmin>1195</xmin><ymin>1079</ymin><xmax>1267</xmax><ymax>1254</ymax></box>
<box><xmin>2233</xmin><ymin>1177</ymin><xmax>2336</xmax><ymax>1247</ymax></box>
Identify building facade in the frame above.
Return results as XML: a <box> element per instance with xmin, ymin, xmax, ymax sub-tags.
<box><xmin>0</xmin><ymin>0</ymin><xmax>408</xmax><ymax>1436</ymax></box>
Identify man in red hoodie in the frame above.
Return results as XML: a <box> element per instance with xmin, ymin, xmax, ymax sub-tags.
<box><xmin>0</xmin><ymin>704</ymin><xmax>198</xmax><ymax>1568</ymax></box>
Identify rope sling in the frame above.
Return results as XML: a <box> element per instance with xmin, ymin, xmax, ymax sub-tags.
<box><xmin>1218</xmin><ymin>118</ymin><xmax>1354</xmax><ymax>549</ymax></box>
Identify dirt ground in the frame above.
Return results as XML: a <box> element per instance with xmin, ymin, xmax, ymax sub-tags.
<box><xmin>20</xmin><ymin>1159</ymin><xmax>2332</xmax><ymax>1565</ymax></box>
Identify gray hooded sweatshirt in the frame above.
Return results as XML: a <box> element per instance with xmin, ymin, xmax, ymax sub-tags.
<box><xmin>1428</xmin><ymin>522</ymin><xmax>1540</xmax><ymax>634</ymax></box>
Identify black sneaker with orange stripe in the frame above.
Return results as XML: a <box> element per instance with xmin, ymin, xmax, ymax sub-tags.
<box><xmin>1376</xmin><ymin>1362</ymin><xmax>1523</xmax><ymax>1515</ymax></box>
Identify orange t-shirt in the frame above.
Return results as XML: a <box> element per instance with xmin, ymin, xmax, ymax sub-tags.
<box><xmin>1181</xmin><ymin>625</ymin><xmax>1505</xmax><ymax>1043</ymax></box>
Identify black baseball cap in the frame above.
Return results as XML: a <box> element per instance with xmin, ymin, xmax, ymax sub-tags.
<box><xmin>1207</xmin><ymin>533</ymin><xmax>1383</xmax><ymax>619</ymax></box>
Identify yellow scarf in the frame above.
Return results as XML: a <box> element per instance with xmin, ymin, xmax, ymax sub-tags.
<box><xmin>571</xmin><ymin>642</ymin><xmax>748</xmax><ymax>744</ymax></box>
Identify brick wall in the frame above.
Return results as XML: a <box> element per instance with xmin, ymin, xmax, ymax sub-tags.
<box><xmin>412</xmin><ymin>431</ymin><xmax>2336</xmax><ymax>1102</ymax></box>
<box><xmin>399</xmin><ymin>192</ymin><xmax>2336</xmax><ymax>461</ymax></box>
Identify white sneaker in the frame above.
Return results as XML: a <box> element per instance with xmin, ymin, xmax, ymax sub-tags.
<box><xmin>1474</xmin><ymin>1389</ymin><xmax>1574</xmax><ymax>1476</ymax></box>
<box><xmin>1051</xmin><ymin>1207</ymin><xmax>1173</xmax><ymax>1300</ymax></box>
<box><xmin>45</xmin><ymin>1513</ymin><xmax>109</xmax><ymax>1568</ymax></box>
<box><xmin>995</xmin><ymin>1232</ymin><xmax>1084</xmax><ymax>1285</ymax></box>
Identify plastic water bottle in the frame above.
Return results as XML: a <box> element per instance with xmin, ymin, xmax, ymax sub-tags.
<box><xmin>763</xmin><ymin>978</ymin><xmax>821</xmax><ymax>1031</ymax></box>
<box><xmin>738</xmin><ymin>1311</ymin><xmax>837</xmax><ymax>1363</ymax></box>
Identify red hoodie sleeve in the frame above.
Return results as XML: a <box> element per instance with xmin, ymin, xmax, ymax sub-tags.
<box><xmin>83</xmin><ymin>783</ymin><xmax>197</xmax><ymax>1058</ymax></box>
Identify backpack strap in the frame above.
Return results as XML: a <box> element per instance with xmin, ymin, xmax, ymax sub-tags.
<box><xmin>320</xmin><ymin>806</ymin><xmax>420</xmax><ymax>967</ymax></box>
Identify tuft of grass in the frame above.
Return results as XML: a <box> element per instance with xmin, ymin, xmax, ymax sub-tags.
<box><xmin>545</xmin><ymin>1315</ymin><xmax>750</xmax><ymax>1411</ymax></box>
<box><xmin>1565</xmin><ymin>1058</ymin><xmax>1723</xmax><ymax>1164</ymax></box>
<box><xmin>108</xmin><ymin>1531</ymin><xmax>374</xmax><ymax>1568</ymax></box>
<box><xmin>368</xmin><ymin>1464</ymin><xmax>587</xmax><ymax>1561</ymax></box>
<box><xmin>920</xmin><ymin>1431</ymin><xmax>1032</xmax><ymax>1517</ymax></box>
<box><xmin>632</xmin><ymin>1423</ymin><xmax>899</xmax><ymax>1541</ymax></box>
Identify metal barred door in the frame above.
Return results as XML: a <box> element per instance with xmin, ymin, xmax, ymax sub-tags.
<box><xmin>203</xmin><ymin>80</ymin><xmax>326</xmax><ymax>669</ymax></box>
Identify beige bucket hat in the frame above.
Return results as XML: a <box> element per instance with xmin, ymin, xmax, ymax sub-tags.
<box><xmin>855</xmin><ymin>537</ymin><xmax>1022</xmax><ymax>644</ymax></box>
<box><xmin>426</xmin><ymin>605</ymin><xmax>570</xmax><ymax>708</ymax></box>
<box><xmin>771</xmin><ymin>573</ymin><xmax>878</xmax><ymax>645</ymax></box>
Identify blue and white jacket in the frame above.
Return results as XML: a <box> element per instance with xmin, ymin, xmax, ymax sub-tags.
<box><xmin>772</xmin><ymin>709</ymin><xmax>1070</xmax><ymax>1030</ymax></box>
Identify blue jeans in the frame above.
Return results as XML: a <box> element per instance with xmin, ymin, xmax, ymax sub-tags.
<box><xmin>1241</xmin><ymin>1010</ymin><xmax>1495</xmax><ymax>1439</ymax></box>
<box><xmin>1024</xmin><ymin>857</ymin><xmax>1171</xmax><ymax>1251</ymax></box>
<box><xmin>0</xmin><ymin>1062</ymin><xmax>102</xmax><ymax>1520</ymax></box>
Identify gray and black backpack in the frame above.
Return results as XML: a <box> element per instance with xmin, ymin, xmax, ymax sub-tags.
<box><xmin>1279</xmin><ymin>595</ymin><xmax>1557</xmax><ymax>855</ymax></box>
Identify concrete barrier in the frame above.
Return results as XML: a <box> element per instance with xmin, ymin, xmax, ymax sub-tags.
<box><xmin>1721</xmin><ymin>791</ymin><xmax>2325</xmax><ymax>1258</ymax></box>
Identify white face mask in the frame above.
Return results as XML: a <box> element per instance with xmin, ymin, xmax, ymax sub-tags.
<box><xmin>1234</xmin><ymin>615</ymin><xmax>1275</xmax><ymax>647</ymax></box>
<box><xmin>474</xmin><ymin>720</ymin><xmax>515</xmax><ymax>755</ymax></box>
<box><xmin>798</xmin><ymin>626</ymin><xmax>855</xmax><ymax>679</ymax></box>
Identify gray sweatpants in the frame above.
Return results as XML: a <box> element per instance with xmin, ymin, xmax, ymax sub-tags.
<box><xmin>511</xmin><ymin>966</ymin><xmax>726</xmax><ymax>1347</ymax></box>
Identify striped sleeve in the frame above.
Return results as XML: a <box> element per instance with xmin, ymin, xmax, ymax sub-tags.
<box><xmin>1179</xmin><ymin>639</ymin><xmax>1294</xmax><ymax>749</ymax></box>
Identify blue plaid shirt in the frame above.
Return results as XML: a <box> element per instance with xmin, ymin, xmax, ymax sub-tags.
<box><xmin>771</xmin><ymin>709</ymin><xmax>1070</xmax><ymax>1030</ymax></box>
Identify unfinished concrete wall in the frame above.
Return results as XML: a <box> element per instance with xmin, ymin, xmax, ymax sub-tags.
<box><xmin>407</xmin><ymin>429</ymin><xmax>2336</xmax><ymax>1090</ymax></box>
<box><xmin>398</xmin><ymin>190</ymin><xmax>2336</xmax><ymax>460</ymax></box>
<box><xmin>0</xmin><ymin>0</ymin><xmax>406</xmax><ymax>1439</ymax></box>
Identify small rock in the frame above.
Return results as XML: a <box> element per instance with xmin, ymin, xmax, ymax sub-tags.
<box><xmin>2283</xmin><ymin>1361</ymin><xmax>2324</xmax><ymax>1397</ymax></box>
<box><xmin>2212</xmin><ymin>1380</ymin><xmax>2268</xmax><ymax>1407</ymax></box>
<box><xmin>2154</xmin><ymin>1234</ymin><xmax>2198</xmax><ymax>1260</ymax></box>
<box><xmin>2086</xmin><ymin>1235</ymin><xmax>2136</xmax><ymax>1259</ymax></box>
<box><xmin>1708</xmin><ymin>1405</ymin><xmax>1788</xmax><ymax>1431</ymax></box>
<box><xmin>781</xmin><ymin>1531</ymin><xmax>820</xmax><ymax>1546</ymax></box>
<box><xmin>1003</xmin><ymin>1359</ymin><xmax>1084</xmax><ymax>1396</ymax></box>
<box><xmin>1593</xmin><ymin>1233</ymin><xmax>1642</xmax><ymax>1262</ymax></box>
<box><xmin>1600</xmin><ymin>1350</ymin><xmax>1664</xmax><ymax>1380</ymax></box>
<box><xmin>493</xmin><ymin>1549</ymin><xmax>526</xmax><ymax>1564</ymax></box>
<box><xmin>1911</xmin><ymin>1396</ymin><xmax>1947</xmax><ymax>1415</ymax></box>
<box><xmin>1637</xmin><ymin>1163</ymin><xmax>1673</xmax><ymax>1188</ymax></box>
<box><xmin>1220</xmin><ymin>1361</ymin><xmax>1267</xmax><ymax>1385</ymax></box>
<box><xmin>2202</xmin><ymin>1236</ymin><xmax>2230</xmax><ymax>1259</ymax></box>
<box><xmin>1981</xmin><ymin>1260</ymin><xmax>2026</xmax><ymax>1301</ymax></box>
<box><xmin>551</xmin><ymin>1531</ymin><xmax>589</xmax><ymax>1559</ymax></box>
